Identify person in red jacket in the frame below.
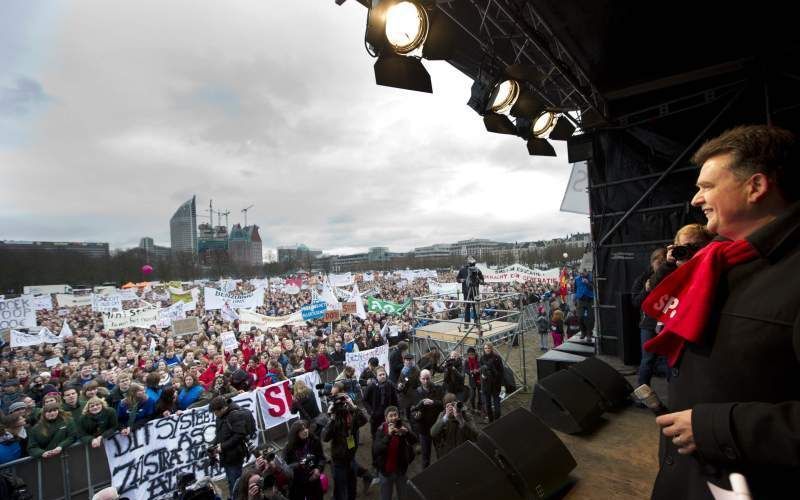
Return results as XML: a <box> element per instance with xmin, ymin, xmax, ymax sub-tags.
<box><xmin>304</xmin><ymin>347</ymin><xmax>331</xmax><ymax>373</ymax></box>
<box><xmin>246</xmin><ymin>357</ymin><xmax>268</xmax><ymax>387</ymax></box>
<box><xmin>199</xmin><ymin>355</ymin><xmax>225</xmax><ymax>389</ymax></box>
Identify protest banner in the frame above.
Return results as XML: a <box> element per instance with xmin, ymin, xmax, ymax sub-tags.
<box><xmin>10</xmin><ymin>329</ymin><xmax>42</xmax><ymax>347</ymax></box>
<box><xmin>203</xmin><ymin>287</ymin><xmax>265</xmax><ymax>310</ymax></box>
<box><xmin>104</xmin><ymin>391</ymin><xmax>256</xmax><ymax>500</ymax></box>
<box><xmin>323</xmin><ymin>309</ymin><xmax>341</xmax><ymax>322</ymax></box>
<box><xmin>427</xmin><ymin>281</ymin><xmax>460</xmax><ymax>296</ymax></box>
<box><xmin>55</xmin><ymin>293</ymin><xmax>93</xmax><ymax>308</ymax></box>
<box><xmin>301</xmin><ymin>301</ymin><xmax>327</xmax><ymax>321</ymax></box>
<box><xmin>239</xmin><ymin>309</ymin><xmax>304</xmax><ymax>331</ymax></box>
<box><xmin>156</xmin><ymin>301</ymin><xmax>186</xmax><ymax>329</ymax></box>
<box><xmin>366</xmin><ymin>297</ymin><xmax>411</xmax><ymax>315</ymax></box>
<box><xmin>345</xmin><ymin>344</ymin><xmax>389</xmax><ymax>377</ymax></box>
<box><xmin>92</xmin><ymin>293</ymin><xmax>123</xmax><ymax>313</ymax></box>
<box><xmin>0</xmin><ymin>295</ymin><xmax>37</xmax><ymax>330</ymax></box>
<box><xmin>102</xmin><ymin>307</ymin><xmax>159</xmax><ymax>330</ymax></box>
<box><xmin>328</xmin><ymin>272</ymin><xmax>354</xmax><ymax>287</ymax></box>
<box><xmin>118</xmin><ymin>288</ymin><xmax>139</xmax><ymax>301</ymax></box>
<box><xmin>283</xmin><ymin>285</ymin><xmax>300</xmax><ymax>295</ymax></box>
<box><xmin>33</xmin><ymin>294</ymin><xmax>54</xmax><ymax>311</ymax></box>
<box><xmin>342</xmin><ymin>302</ymin><xmax>357</xmax><ymax>315</ymax></box>
<box><xmin>171</xmin><ymin>317</ymin><xmax>200</xmax><ymax>337</ymax></box>
<box><xmin>45</xmin><ymin>357</ymin><xmax>61</xmax><ymax>368</ymax></box>
<box><xmin>220</xmin><ymin>331</ymin><xmax>239</xmax><ymax>352</ymax></box>
<box><xmin>255</xmin><ymin>371</ymin><xmax>321</xmax><ymax>430</ymax></box>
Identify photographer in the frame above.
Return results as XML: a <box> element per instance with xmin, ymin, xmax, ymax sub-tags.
<box><xmin>363</xmin><ymin>367</ymin><xmax>399</xmax><ymax>437</ymax></box>
<box><xmin>387</xmin><ymin>342</ymin><xmax>408</xmax><ymax>384</ymax></box>
<box><xmin>235</xmin><ymin>467</ymin><xmax>288</xmax><ymax>500</ymax></box>
<box><xmin>372</xmin><ymin>406</ymin><xmax>418</xmax><ymax>500</ymax></box>
<box><xmin>396</xmin><ymin>353</ymin><xmax>420</xmax><ymax>421</ymax></box>
<box><xmin>321</xmin><ymin>393</ymin><xmax>368</xmax><ymax>500</ymax></box>
<box><xmin>463</xmin><ymin>347</ymin><xmax>482</xmax><ymax>413</ymax></box>
<box><xmin>442</xmin><ymin>351</ymin><xmax>468</xmax><ymax>403</ymax></box>
<box><xmin>411</xmin><ymin>369</ymin><xmax>444</xmax><ymax>468</ymax></box>
<box><xmin>283</xmin><ymin>420</ymin><xmax>325</xmax><ymax>500</ymax></box>
<box><xmin>457</xmin><ymin>257</ymin><xmax>484</xmax><ymax>328</ymax></box>
<box><xmin>208</xmin><ymin>396</ymin><xmax>252</xmax><ymax>495</ymax></box>
<box><xmin>333</xmin><ymin>366</ymin><xmax>362</xmax><ymax>404</ymax></box>
<box><xmin>431</xmin><ymin>393</ymin><xmax>479</xmax><ymax>459</ymax></box>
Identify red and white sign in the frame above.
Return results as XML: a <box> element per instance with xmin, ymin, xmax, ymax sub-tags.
<box><xmin>255</xmin><ymin>371</ymin><xmax>323</xmax><ymax>429</ymax></box>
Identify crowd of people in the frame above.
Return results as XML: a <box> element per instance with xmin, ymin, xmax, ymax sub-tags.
<box><xmin>0</xmin><ymin>267</ymin><xmax>568</xmax><ymax>499</ymax></box>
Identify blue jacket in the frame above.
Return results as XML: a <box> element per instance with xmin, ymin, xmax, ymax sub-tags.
<box><xmin>177</xmin><ymin>385</ymin><xmax>205</xmax><ymax>410</ymax></box>
<box><xmin>117</xmin><ymin>397</ymin><xmax>155</xmax><ymax>428</ymax></box>
<box><xmin>574</xmin><ymin>273</ymin><xmax>594</xmax><ymax>300</ymax></box>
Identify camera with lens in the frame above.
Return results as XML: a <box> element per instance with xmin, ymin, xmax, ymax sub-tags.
<box><xmin>316</xmin><ymin>383</ymin><xmax>332</xmax><ymax>398</ymax></box>
<box><xmin>671</xmin><ymin>244</ymin><xmax>700</xmax><ymax>261</ymax></box>
<box><xmin>396</xmin><ymin>376</ymin><xmax>411</xmax><ymax>394</ymax></box>
<box><xmin>328</xmin><ymin>393</ymin><xmax>350</xmax><ymax>414</ymax></box>
<box><xmin>455</xmin><ymin>401</ymin><xmax>464</xmax><ymax>412</ymax></box>
<box><xmin>173</xmin><ymin>472</ymin><xmax>216</xmax><ymax>500</ymax></box>
<box><xmin>444</xmin><ymin>358</ymin><xmax>459</xmax><ymax>369</ymax></box>
<box><xmin>298</xmin><ymin>453</ymin><xmax>318</xmax><ymax>469</ymax></box>
<box><xmin>205</xmin><ymin>446</ymin><xmax>219</xmax><ymax>467</ymax></box>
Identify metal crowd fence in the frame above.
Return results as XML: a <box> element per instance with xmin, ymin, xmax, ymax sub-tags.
<box><xmin>0</xmin><ymin>365</ymin><xmax>347</xmax><ymax>500</ymax></box>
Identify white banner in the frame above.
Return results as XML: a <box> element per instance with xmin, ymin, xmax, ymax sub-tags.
<box><xmin>283</xmin><ymin>285</ymin><xmax>300</xmax><ymax>295</ymax></box>
<box><xmin>33</xmin><ymin>294</ymin><xmax>54</xmax><ymax>311</ymax></box>
<box><xmin>10</xmin><ymin>329</ymin><xmax>43</xmax><ymax>347</ymax></box>
<box><xmin>560</xmin><ymin>160</ymin><xmax>590</xmax><ymax>215</ymax></box>
<box><xmin>220</xmin><ymin>331</ymin><xmax>239</xmax><ymax>352</ymax></box>
<box><xmin>427</xmin><ymin>281</ymin><xmax>460</xmax><ymax>296</ymax></box>
<box><xmin>55</xmin><ymin>294</ymin><xmax>93</xmax><ymax>308</ymax></box>
<box><xmin>328</xmin><ymin>272</ymin><xmax>354</xmax><ymax>287</ymax></box>
<box><xmin>92</xmin><ymin>293</ymin><xmax>123</xmax><ymax>313</ymax></box>
<box><xmin>204</xmin><ymin>287</ymin><xmax>265</xmax><ymax>310</ymax></box>
<box><xmin>102</xmin><ymin>307</ymin><xmax>160</xmax><ymax>330</ymax></box>
<box><xmin>483</xmin><ymin>269</ymin><xmax>559</xmax><ymax>284</ymax></box>
<box><xmin>345</xmin><ymin>343</ymin><xmax>389</xmax><ymax>378</ymax></box>
<box><xmin>255</xmin><ymin>371</ymin><xmax>321</xmax><ymax>430</ymax></box>
<box><xmin>156</xmin><ymin>301</ymin><xmax>186</xmax><ymax>329</ymax></box>
<box><xmin>399</xmin><ymin>269</ymin><xmax>437</xmax><ymax>281</ymax></box>
<box><xmin>239</xmin><ymin>309</ymin><xmax>304</xmax><ymax>331</ymax></box>
<box><xmin>0</xmin><ymin>295</ymin><xmax>37</xmax><ymax>330</ymax></box>
<box><xmin>104</xmin><ymin>391</ymin><xmax>256</xmax><ymax>500</ymax></box>
<box><xmin>118</xmin><ymin>289</ymin><xmax>139</xmax><ymax>301</ymax></box>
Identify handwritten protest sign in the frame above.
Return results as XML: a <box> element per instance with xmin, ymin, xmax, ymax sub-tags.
<box><xmin>345</xmin><ymin>344</ymin><xmax>389</xmax><ymax>377</ymax></box>
<box><xmin>102</xmin><ymin>307</ymin><xmax>159</xmax><ymax>330</ymax></box>
<box><xmin>301</xmin><ymin>301</ymin><xmax>327</xmax><ymax>321</ymax></box>
<box><xmin>0</xmin><ymin>295</ymin><xmax>37</xmax><ymax>330</ymax></box>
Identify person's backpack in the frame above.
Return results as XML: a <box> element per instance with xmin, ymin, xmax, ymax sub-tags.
<box><xmin>0</xmin><ymin>471</ymin><xmax>32</xmax><ymax>500</ymax></box>
<box><xmin>227</xmin><ymin>407</ymin><xmax>257</xmax><ymax>439</ymax></box>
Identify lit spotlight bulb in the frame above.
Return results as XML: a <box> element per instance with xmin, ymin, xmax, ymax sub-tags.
<box><xmin>532</xmin><ymin>111</ymin><xmax>557</xmax><ymax>137</ymax></box>
<box><xmin>488</xmin><ymin>80</ymin><xmax>520</xmax><ymax>115</ymax></box>
<box><xmin>385</xmin><ymin>1</ymin><xmax>429</xmax><ymax>55</ymax></box>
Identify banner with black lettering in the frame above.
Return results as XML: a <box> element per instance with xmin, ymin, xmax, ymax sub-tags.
<box><xmin>203</xmin><ymin>287</ymin><xmax>265</xmax><ymax>310</ymax></box>
<box><xmin>104</xmin><ymin>391</ymin><xmax>256</xmax><ymax>500</ymax></box>
<box><xmin>255</xmin><ymin>371</ymin><xmax>322</xmax><ymax>429</ymax></box>
<box><xmin>0</xmin><ymin>295</ymin><xmax>37</xmax><ymax>330</ymax></box>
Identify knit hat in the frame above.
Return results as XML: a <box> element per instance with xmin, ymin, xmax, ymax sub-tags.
<box><xmin>8</xmin><ymin>402</ymin><xmax>27</xmax><ymax>413</ymax></box>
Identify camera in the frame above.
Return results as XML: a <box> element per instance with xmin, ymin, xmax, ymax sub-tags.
<box><xmin>174</xmin><ymin>473</ymin><xmax>216</xmax><ymax>500</ymax></box>
<box><xmin>397</xmin><ymin>377</ymin><xmax>411</xmax><ymax>394</ymax></box>
<box><xmin>328</xmin><ymin>393</ymin><xmax>349</xmax><ymax>414</ymax></box>
<box><xmin>205</xmin><ymin>446</ymin><xmax>219</xmax><ymax>467</ymax></box>
<box><xmin>455</xmin><ymin>401</ymin><xmax>464</xmax><ymax>411</ymax></box>
<box><xmin>444</xmin><ymin>358</ymin><xmax>459</xmax><ymax>369</ymax></box>
<box><xmin>298</xmin><ymin>453</ymin><xmax>317</xmax><ymax>468</ymax></box>
<box><xmin>671</xmin><ymin>244</ymin><xmax>700</xmax><ymax>261</ymax></box>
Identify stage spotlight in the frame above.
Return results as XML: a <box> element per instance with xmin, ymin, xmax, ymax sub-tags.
<box><xmin>385</xmin><ymin>1</ymin><xmax>429</xmax><ymax>54</ymax></box>
<box><xmin>488</xmin><ymin>80</ymin><xmax>521</xmax><ymax>115</ymax></box>
<box><xmin>531</xmin><ymin>111</ymin><xmax>557</xmax><ymax>137</ymax></box>
<box><xmin>483</xmin><ymin>113</ymin><xmax>517</xmax><ymax>135</ymax></box>
<box><xmin>374</xmin><ymin>53</ymin><xmax>432</xmax><ymax>93</ymax></box>
<box><xmin>548</xmin><ymin>115</ymin><xmax>577</xmax><ymax>141</ymax></box>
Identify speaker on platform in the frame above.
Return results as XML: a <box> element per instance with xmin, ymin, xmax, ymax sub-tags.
<box><xmin>536</xmin><ymin>350</ymin><xmax>585</xmax><ymax>379</ymax></box>
<box><xmin>406</xmin><ymin>441</ymin><xmax>523</xmax><ymax>500</ymax></box>
<box><xmin>477</xmin><ymin>408</ymin><xmax>577</xmax><ymax>499</ymax></box>
<box><xmin>531</xmin><ymin>369</ymin><xmax>605</xmax><ymax>434</ymax></box>
<box><xmin>617</xmin><ymin>292</ymin><xmax>643</xmax><ymax>366</ymax></box>
<box><xmin>569</xmin><ymin>357</ymin><xmax>633</xmax><ymax>410</ymax></box>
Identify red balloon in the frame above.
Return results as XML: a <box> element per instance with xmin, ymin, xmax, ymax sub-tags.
<box><xmin>141</xmin><ymin>264</ymin><xmax>153</xmax><ymax>275</ymax></box>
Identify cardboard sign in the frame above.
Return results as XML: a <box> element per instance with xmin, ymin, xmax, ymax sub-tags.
<box><xmin>171</xmin><ymin>317</ymin><xmax>201</xmax><ymax>337</ymax></box>
<box><xmin>342</xmin><ymin>302</ymin><xmax>357</xmax><ymax>315</ymax></box>
<box><xmin>323</xmin><ymin>310</ymin><xmax>341</xmax><ymax>322</ymax></box>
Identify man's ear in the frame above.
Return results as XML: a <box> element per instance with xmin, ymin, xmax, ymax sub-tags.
<box><xmin>747</xmin><ymin>172</ymin><xmax>773</xmax><ymax>203</ymax></box>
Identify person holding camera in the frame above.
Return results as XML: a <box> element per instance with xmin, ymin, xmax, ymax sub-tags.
<box><xmin>457</xmin><ymin>257</ymin><xmax>484</xmax><ymax>329</ymax></box>
<box><xmin>364</xmin><ymin>367</ymin><xmax>399</xmax><ymax>438</ymax></box>
<box><xmin>430</xmin><ymin>393</ymin><xmax>479</xmax><ymax>459</ymax></box>
<box><xmin>442</xmin><ymin>351</ymin><xmax>468</xmax><ymax>403</ymax></box>
<box><xmin>479</xmin><ymin>342</ymin><xmax>504</xmax><ymax>422</ymax></box>
<box><xmin>236</xmin><ymin>466</ymin><xmax>288</xmax><ymax>500</ymax></box>
<box><xmin>463</xmin><ymin>347</ymin><xmax>482</xmax><ymax>413</ymax></box>
<box><xmin>283</xmin><ymin>420</ymin><xmax>326</xmax><ymax>500</ymax></box>
<box><xmin>322</xmin><ymin>393</ymin><xmax>368</xmax><ymax>500</ymax></box>
<box><xmin>411</xmin><ymin>369</ymin><xmax>444</xmax><ymax>468</ymax></box>
<box><xmin>372</xmin><ymin>406</ymin><xmax>418</xmax><ymax>500</ymax></box>
<box><xmin>208</xmin><ymin>396</ymin><xmax>253</xmax><ymax>496</ymax></box>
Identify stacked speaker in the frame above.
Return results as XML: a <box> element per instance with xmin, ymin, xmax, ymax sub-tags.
<box><xmin>407</xmin><ymin>408</ymin><xmax>577</xmax><ymax>500</ymax></box>
<box><xmin>531</xmin><ymin>357</ymin><xmax>633</xmax><ymax>434</ymax></box>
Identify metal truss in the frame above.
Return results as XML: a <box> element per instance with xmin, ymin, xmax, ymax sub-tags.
<box><xmin>437</xmin><ymin>0</ymin><xmax>608</xmax><ymax>124</ymax></box>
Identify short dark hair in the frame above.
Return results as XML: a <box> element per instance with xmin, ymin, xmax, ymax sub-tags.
<box><xmin>209</xmin><ymin>396</ymin><xmax>228</xmax><ymax>412</ymax></box>
<box><xmin>692</xmin><ymin>125</ymin><xmax>799</xmax><ymax>201</ymax></box>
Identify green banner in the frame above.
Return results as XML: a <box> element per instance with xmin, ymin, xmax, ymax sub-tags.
<box><xmin>366</xmin><ymin>297</ymin><xmax>411</xmax><ymax>315</ymax></box>
<box><xmin>170</xmin><ymin>291</ymin><xmax>192</xmax><ymax>303</ymax></box>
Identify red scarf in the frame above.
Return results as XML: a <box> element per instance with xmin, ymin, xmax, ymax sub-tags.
<box><xmin>643</xmin><ymin>240</ymin><xmax>759</xmax><ymax>366</ymax></box>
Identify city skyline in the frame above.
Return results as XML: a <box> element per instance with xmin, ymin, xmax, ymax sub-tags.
<box><xmin>1</xmin><ymin>2</ymin><xmax>589</xmax><ymax>255</ymax></box>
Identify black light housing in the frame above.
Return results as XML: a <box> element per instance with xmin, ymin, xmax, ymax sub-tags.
<box><xmin>527</xmin><ymin>138</ymin><xmax>557</xmax><ymax>156</ymax></box>
<box><xmin>365</xmin><ymin>0</ymin><xmax>454</xmax><ymax>93</ymax></box>
<box><xmin>548</xmin><ymin>116</ymin><xmax>577</xmax><ymax>141</ymax></box>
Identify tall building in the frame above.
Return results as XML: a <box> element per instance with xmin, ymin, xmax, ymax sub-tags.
<box><xmin>228</xmin><ymin>224</ymin><xmax>263</xmax><ymax>267</ymax></box>
<box><xmin>138</xmin><ymin>237</ymin><xmax>170</xmax><ymax>261</ymax></box>
<box><xmin>170</xmin><ymin>196</ymin><xmax>197</xmax><ymax>254</ymax></box>
<box><xmin>0</xmin><ymin>240</ymin><xmax>109</xmax><ymax>258</ymax></box>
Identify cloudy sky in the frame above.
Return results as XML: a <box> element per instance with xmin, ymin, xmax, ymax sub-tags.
<box><xmin>0</xmin><ymin>0</ymin><xmax>588</xmax><ymax>256</ymax></box>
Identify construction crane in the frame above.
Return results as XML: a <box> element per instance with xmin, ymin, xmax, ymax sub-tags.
<box><xmin>241</xmin><ymin>204</ymin><xmax>254</xmax><ymax>226</ymax></box>
<box><xmin>221</xmin><ymin>210</ymin><xmax>231</xmax><ymax>228</ymax></box>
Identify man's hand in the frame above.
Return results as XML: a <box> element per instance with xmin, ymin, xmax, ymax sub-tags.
<box><xmin>422</xmin><ymin>398</ymin><xmax>433</xmax><ymax>406</ymax></box>
<box><xmin>310</xmin><ymin>468</ymin><xmax>321</xmax><ymax>482</ymax></box>
<box><xmin>92</xmin><ymin>436</ymin><xmax>103</xmax><ymax>448</ymax></box>
<box><xmin>656</xmin><ymin>409</ymin><xmax>696</xmax><ymax>455</ymax></box>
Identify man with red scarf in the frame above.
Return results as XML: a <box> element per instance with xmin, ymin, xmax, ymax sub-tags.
<box><xmin>646</xmin><ymin>125</ymin><xmax>800</xmax><ymax>500</ymax></box>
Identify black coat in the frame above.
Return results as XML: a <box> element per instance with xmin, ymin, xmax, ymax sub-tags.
<box><xmin>213</xmin><ymin>402</ymin><xmax>249</xmax><ymax>466</ymax></box>
<box><xmin>630</xmin><ymin>269</ymin><xmax>658</xmax><ymax>330</ymax></box>
<box><xmin>372</xmin><ymin>420</ymin><xmax>418</xmax><ymax>475</ymax></box>
<box><xmin>388</xmin><ymin>349</ymin><xmax>404</xmax><ymax>384</ymax></box>
<box><xmin>412</xmin><ymin>384</ymin><xmax>444</xmax><ymax>433</ymax></box>
<box><xmin>651</xmin><ymin>202</ymin><xmax>800</xmax><ymax>500</ymax></box>
<box><xmin>363</xmin><ymin>381</ymin><xmax>399</xmax><ymax>419</ymax></box>
<box><xmin>479</xmin><ymin>353</ymin><xmax>504</xmax><ymax>395</ymax></box>
<box><xmin>322</xmin><ymin>407</ymin><xmax>368</xmax><ymax>464</ymax></box>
